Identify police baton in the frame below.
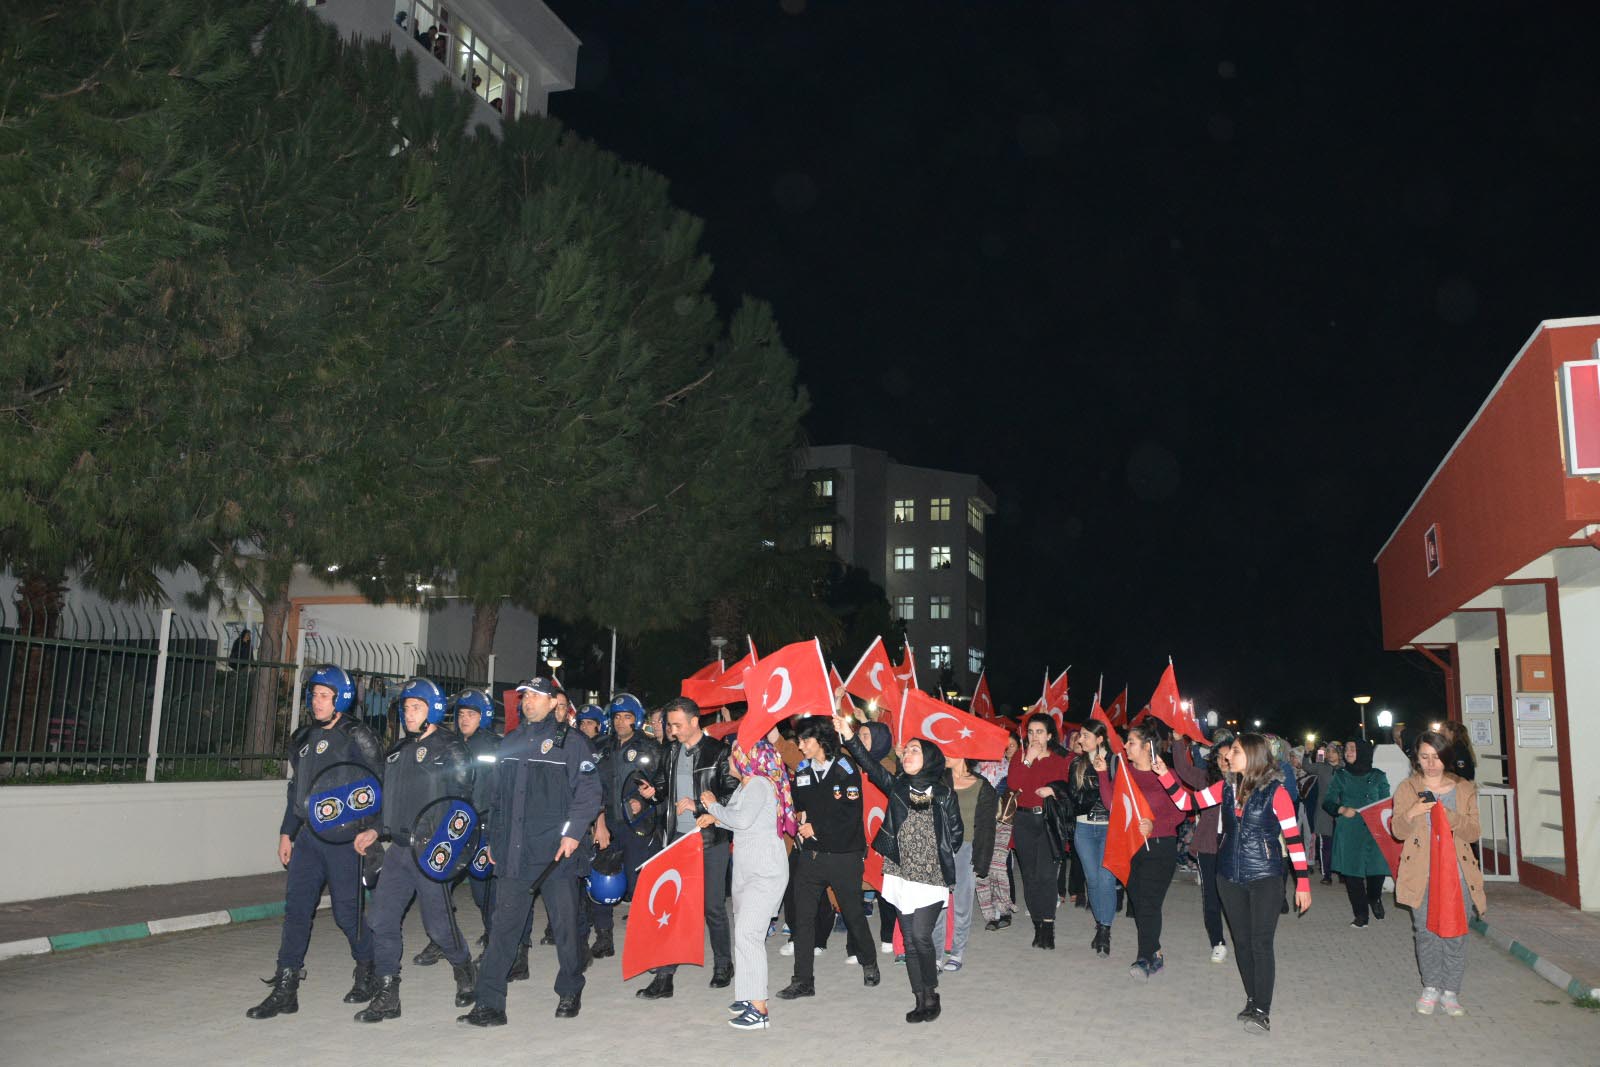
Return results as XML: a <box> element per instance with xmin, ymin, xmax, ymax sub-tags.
<box><xmin>526</xmin><ymin>857</ymin><xmax>562</xmax><ymax>896</ymax></box>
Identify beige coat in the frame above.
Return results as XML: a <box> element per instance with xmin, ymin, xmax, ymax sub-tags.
<box><xmin>1390</xmin><ymin>773</ymin><xmax>1487</xmax><ymax>917</ymax></box>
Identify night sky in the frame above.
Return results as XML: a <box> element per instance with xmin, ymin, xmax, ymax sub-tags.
<box><xmin>543</xmin><ymin>1</ymin><xmax>1600</xmax><ymax>737</ymax></box>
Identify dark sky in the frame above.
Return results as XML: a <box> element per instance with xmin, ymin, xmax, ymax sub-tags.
<box><xmin>543</xmin><ymin>0</ymin><xmax>1600</xmax><ymax>736</ymax></box>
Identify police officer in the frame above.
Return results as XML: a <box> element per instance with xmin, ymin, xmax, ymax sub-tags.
<box><xmin>587</xmin><ymin>692</ymin><xmax>662</xmax><ymax>959</ymax></box>
<box><xmin>413</xmin><ymin>687</ymin><xmax>501</xmax><ymax>967</ymax></box>
<box><xmin>776</xmin><ymin>717</ymin><xmax>881</xmax><ymax>998</ymax></box>
<box><xmin>459</xmin><ymin>677</ymin><xmax>601</xmax><ymax>1025</ymax></box>
<box><xmin>353</xmin><ymin>678</ymin><xmax>476</xmax><ymax>1022</ymax></box>
<box><xmin>633</xmin><ymin>697</ymin><xmax>737</xmax><ymax>1000</ymax></box>
<box><xmin>247</xmin><ymin>664</ymin><xmax>383</xmax><ymax>1020</ymax></box>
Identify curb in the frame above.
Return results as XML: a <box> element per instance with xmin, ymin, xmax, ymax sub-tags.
<box><xmin>1470</xmin><ymin>916</ymin><xmax>1600</xmax><ymax>1001</ymax></box>
<box><xmin>0</xmin><ymin>897</ymin><xmax>329</xmax><ymax>963</ymax></box>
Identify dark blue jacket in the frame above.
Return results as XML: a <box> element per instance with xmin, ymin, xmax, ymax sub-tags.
<box><xmin>1218</xmin><ymin>780</ymin><xmax>1287</xmax><ymax>884</ymax></box>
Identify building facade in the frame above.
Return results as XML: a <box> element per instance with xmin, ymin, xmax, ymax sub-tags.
<box><xmin>1375</xmin><ymin>316</ymin><xmax>1600</xmax><ymax>911</ymax></box>
<box><xmin>803</xmin><ymin>445</ymin><xmax>996</xmax><ymax>694</ymax></box>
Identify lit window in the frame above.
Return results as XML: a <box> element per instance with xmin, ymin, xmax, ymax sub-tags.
<box><xmin>930</xmin><ymin>595</ymin><xmax>951</xmax><ymax>620</ymax></box>
<box><xmin>810</xmin><ymin>523</ymin><xmax>834</xmax><ymax>549</ymax></box>
<box><xmin>893</xmin><ymin>547</ymin><xmax>915</xmax><ymax>571</ymax></box>
<box><xmin>968</xmin><ymin>499</ymin><xmax>985</xmax><ymax>532</ymax></box>
<box><xmin>893</xmin><ymin>595</ymin><xmax>914</xmax><ymax>620</ymax></box>
<box><xmin>930</xmin><ymin>546</ymin><xmax>952</xmax><ymax>569</ymax></box>
<box><xmin>929</xmin><ymin>497</ymin><xmax>951</xmax><ymax>521</ymax></box>
<box><xmin>892</xmin><ymin>499</ymin><xmax>915</xmax><ymax>524</ymax></box>
<box><xmin>812</xmin><ymin>478</ymin><xmax>834</xmax><ymax>500</ymax></box>
<box><xmin>929</xmin><ymin>645</ymin><xmax>952</xmax><ymax>670</ymax></box>
<box><xmin>968</xmin><ymin>647</ymin><xmax>985</xmax><ymax>673</ymax></box>
<box><xmin>971</xmin><ymin>606</ymin><xmax>982</xmax><ymax>628</ymax></box>
<box><xmin>968</xmin><ymin>549</ymin><xmax>984</xmax><ymax>579</ymax></box>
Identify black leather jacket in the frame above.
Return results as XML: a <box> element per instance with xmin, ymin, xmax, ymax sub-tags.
<box><xmin>660</xmin><ymin>732</ymin><xmax>739</xmax><ymax>846</ymax></box>
<box><xmin>844</xmin><ymin>734</ymin><xmax>963</xmax><ymax>888</ymax></box>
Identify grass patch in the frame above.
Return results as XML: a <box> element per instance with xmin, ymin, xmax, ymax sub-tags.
<box><xmin>1574</xmin><ymin>993</ymin><xmax>1600</xmax><ymax>1011</ymax></box>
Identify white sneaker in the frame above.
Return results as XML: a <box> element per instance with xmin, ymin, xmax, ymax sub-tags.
<box><xmin>846</xmin><ymin>955</ymin><xmax>858</xmax><ymax>965</ymax></box>
<box><xmin>1439</xmin><ymin>991</ymin><xmax>1466</xmax><ymax>1017</ymax></box>
<box><xmin>1210</xmin><ymin>944</ymin><xmax>1227</xmax><ymax>963</ymax></box>
<box><xmin>779</xmin><ymin>940</ymin><xmax>796</xmax><ymax>957</ymax></box>
<box><xmin>1416</xmin><ymin>987</ymin><xmax>1441</xmax><ymax>1015</ymax></box>
<box><xmin>813</xmin><ymin>947</ymin><xmax>826</xmax><ymax>956</ymax></box>
<box><xmin>880</xmin><ymin>942</ymin><xmax>894</xmax><ymax>955</ymax></box>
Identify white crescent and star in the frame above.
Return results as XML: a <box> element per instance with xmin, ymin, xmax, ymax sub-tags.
<box><xmin>922</xmin><ymin>712</ymin><xmax>958</xmax><ymax>745</ymax></box>
<box><xmin>867</xmin><ymin>806</ymin><xmax>885</xmax><ymax>837</ymax></box>
<box><xmin>648</xmin><ymin>867</ymin><xmax>683</xmax><ymax>927</ymax></box>
<box><xmin>764</xmin><ymin>667</ymin><xmax>794</xmax><ymax>715</ymax></box>
<box><xmin>868</xmin><ymin>662</ymin><xmax>885</xmax><ymax>690</ymax></box>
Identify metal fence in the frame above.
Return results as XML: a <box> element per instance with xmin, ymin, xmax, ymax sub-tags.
<box><xmin>0</xmin><ymin>603</ymin><xmax>491</xmax><ymax>783</ymax></box>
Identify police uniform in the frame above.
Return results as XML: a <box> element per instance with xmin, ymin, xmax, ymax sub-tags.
<box><xmin>462</xmin><ymin>725</ymin><xmax>502</xmax><ymax>935</ymax></box>
<box><xmin>584</xmin><ymin>729</ymin><xmax>663</xmax><ymax>942</ymax></box>
<box><xmin>471</xmin><ymin>714</ymin><xmax>601</xmax><ymax>1016</ymax></box>
<box><xmin>365</xmin><ymin>727</ymin><xmax>475</xmax><ymax>992</ymax></box>
<box><xmin>275</xmin><ymin>713</ymin><xmax>383</xmax><ymax>985</ymax></box>
<box><xmin>786</xmin><ymin>751</ymin><xmax>878</xmax><ymax>986</ymax></box>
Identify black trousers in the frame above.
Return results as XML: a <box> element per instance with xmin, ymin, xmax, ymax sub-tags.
<box><xmin>1197</xmin><ymin>852</ymin><xmax>1226</xmax><ymax>947</ymax></box>
<box><xmin>1344</xmin><ymin>873</ymin><xmax>1386</xmax><ymax>923</ymax></box>
<box><xmin>784</xmin><ymin>847</ymin><xmax>837</xmax><ymax>949</ymax></box>
<box><xmin>1127</xmin><ymin>836</ymin><xmax>1178</xmax><ymax>960</ymax></box>
<box><xmin>901</xmin><ymin>900</ymin><xmax>944</xmax><ymax>994</ymax></box>
<box><xmin>275</xmin><ymin>832</ymin><xmax>373</xmax><ymax>971</ymax></box>
<box><xmin>791</xmin><ymin>850</ymin><xmax>875</xmax><ymax>980</ymax></box>
<box><xmin>656</xmin><ymin>839</ymin><xmax>732</xmax><ymax>974</ymax></box>
<box><xmin>1217</xmin><ymin>874</ymin><xmax>1285</xmax><ymax>1011</ymax></box>
<box><xmin>370</xmin><ymin>846</ymin><xmax>470</xmax><ymax>977</ymax></box>
<box><xmin>1012</xmin><ymin>810</ymin><xmax>1060</xmax><ymax>922</ymax></box>
<box><xmin>476</xmin><ymin>859</ymin><xmax>585</xmax><ymax>1009</ymax></box>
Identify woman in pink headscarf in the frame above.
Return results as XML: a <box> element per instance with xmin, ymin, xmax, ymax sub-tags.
<box><xmin>699</xmin><ymin>738</ymin><xmax>795</xmax><ymax>1030</ymax></box>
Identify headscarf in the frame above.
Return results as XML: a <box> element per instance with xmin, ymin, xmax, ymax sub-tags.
<box><xmin>903</xmin><ymin>736</ymin><xmax>947</xmax><ymax>791</ymax></box>
<box><xmin>1346</xmin><ymin>739</ymin><xmax>1375</xmax><ymax>776</ymax></box>
<box><xmin>860</xmin><ymin>719</ymin><xmax>893</xmax><ymax>763</ymax></box>
<box><xmin>732</xmin><ymin>739</ymin><xmax>797</xmax><ymax>837</ymax></box>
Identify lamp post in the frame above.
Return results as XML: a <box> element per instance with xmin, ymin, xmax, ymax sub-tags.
<box><xmin>1353</xmin><ymin>694</ymin><xmax>1372</xmax><ymax>741</ymax></box>
<box><xmin>1376</xmin><ymin>708</ymin><xmax>1393</xmax><ymax>742</ymax></box>
<box><xmin>547</xmin><ymin>655</ymin><xmax>563</xmax><ymax>689</ymax></box>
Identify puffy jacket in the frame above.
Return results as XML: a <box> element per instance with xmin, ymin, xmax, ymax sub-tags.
<box><xmin>1217</xmin><ymin>780</ymin><xmax>1286</xmax><ymax>884</ymax></box>
<box><xmin>843</xmin><ymin>734</ymin><xmax>964</xmax><ymax>888</ymax></box>
<box><xmin>660</xmin><ymin>732</ymin><xmax>739</xmax><ymax>847</ymax></box>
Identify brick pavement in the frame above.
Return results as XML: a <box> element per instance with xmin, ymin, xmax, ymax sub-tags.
<box><xmin>1</xmin><ymin>874</ymin><xmax>1595</xmax><ymax>1067</ymax></box>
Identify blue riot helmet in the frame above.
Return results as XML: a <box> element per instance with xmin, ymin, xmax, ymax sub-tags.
<box><xmin>305</xmin><ymin>664</ymin><xmax>356</xmax><ymax>714</ymax></box>
<box><xmin>399</xmin><ymin>677</ymin><xmax>448</xmax><ymax>724</ymax></box>
<box><xmin>606</xmin><ymin>692</ymin><xmax>646</xmax><ymax>722</ymax></box>
<box><xmin>575</xmin><ymin>704</ymin><xmax>610</xmax><ymax>737</ymax></box>
<box><xmin>585</xmin><ymin>848</ymin><xmax>628</xmax><ymax>905</ymax></box>
<box><xmin>451</xmin><ymin>687</ymin><xmax>496</xmax><ymax>725</ymax></box>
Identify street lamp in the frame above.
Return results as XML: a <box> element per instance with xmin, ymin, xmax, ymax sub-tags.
<box><xmin>1253</xmin><ymin>719</ymin><xmax>1262</xmax><ymax>728</ymax></box>
<box><xmin>1353</xmin><ymin>695</ymin><xmax>1372</xmax><ymax>741</ymax></box>
<box><xmin>1376</xmin><ymin>708</ymin><xmax>1393</xmax><ymax>735</ymax></box>
<box><xmin>547</xmin><ymin>655</ymin><xmax>563</xmax><ymax>688</ymax></box>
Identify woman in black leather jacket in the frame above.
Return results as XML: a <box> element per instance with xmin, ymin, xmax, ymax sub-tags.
<box><xmin>1060</xmin><ymin>720</ymin><xmax>1117</xmax><ymax>957</ymax></box>
<box><xmin>836</xmin><ymin>710</ymin><xmax>963</xmax><ymax>1025</ymax></box>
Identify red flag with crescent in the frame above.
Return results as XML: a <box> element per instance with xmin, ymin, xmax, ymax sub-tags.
<box><xmin>621</xmin><ymin>831</ymin><xmax>705</xmax><ymax>980</ymax></box>
<box><xmin>679</xmin><ymin>659</ymin><xmax>725</xmax><ymax>708</ymax></box>
<box><xmin>860</xmin><ymin>777</ymin><xmax>888</xmax><ymax>891</ymax></box>
<box><xmin>894</xmin><ymin>640</ymin><xmax>919</xmax><ymax>692</ymax></box>
<box><xmin>1358</xmin><ymin>798</ymin><xmax>1404</xmax><ymax>880</ymax></box>
<box><xmin>1089</xmin><ymin>702</ymin><xmax>1125</xmax><ymax>757</ymax></box>
<box><xmin>1102</xmin><ymin>757</ymin><xmax>1154</xmax><ymax>887</ymax></box>
<box><xmin>898</xmin><ymin>687</ymin><xmax>1011</xmax><ymax>761</ymax></box>
<box><xmin>1106</xmin><ymin>687</ymin><xmax>1129</xmax><ymax>728</ymax></box>
<box><xmin>1147</xmin><ymin>662</ymin><xmax>1205</xmax><ymax>743</ymax></box>
<box><xmin>736</xmin><ymin>638</ymin><xmax>832</xmax><ymax>752</ymax></box>
<box><xmin>844</xmin><ymin>635</ymin><xmax>902</xmax><ymax>710</ymax></box>
<box><xmin>970</xmin><ymin>670</ymin><xmax>996</xmax><ymax>721</ymax></box>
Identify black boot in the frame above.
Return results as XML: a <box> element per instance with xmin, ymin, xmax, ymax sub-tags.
<box><xmin>452</xmin><ymin>960</ymin><xmax>477</xmax><ymax>1008</ymax></box>
<box><xmin>343</xmin><ymin>962</ymin><xmax>377</xmax><ymax>1004</ymax></box>
<box><xmin>540</xmin><ymin>925</ymin><xmax>555</xmax><ymax>945</ymax></box>
<box><xmin>776</xmin><ymin>978</ymin><xmax>816</xmax><ymax>999</ymax></box>
<box><xmin>592</xmin><ymin>929</ymin><xmax>615</xmax><ymax>959</ymax></box>
<box><xmin>353</xmin><ymin>975</ymin><xmax>401</xmax><ymax>1023</ymax></box>
<box><xmin>922</xmin><ymin>990</ymin><xmax>941</xmax><ymax>1022</ymax></box>
<box><xmin>555</xmin><ymin>991</ymin><xmax>582</xmax><ymax>1018</ymax></box>
<box><xmin>413</xmin><ymin>941</ymin><xmax>446</xmax><ymax>967</ymax></box>
<box><xmin>1038</xmin><ymin>921</ymin><xmax>1055</xmax><ymax>950</ymax></box>
<box><xmin>1094</xmin><ymin>924</ymin><xmax>1111</xmax><ymax>958</ymax></box>
<box><xmin>636</xmin><ymin>974</ymin><xmax>674</xmax><ymax>999</ymax></box>
<box><xmin>245</xmin><ymin>967</ymin><xmax>301</xmax><ymax>1019</ymax></box>
<box><xmin>906</xmin><ymin>990</ymin><xmax>928</xmax><ymax>1024</ymax></box>
<box><xmin>458</xmin><ymin>1004</ymin><xmax>507</xmax><ymax>1027</ymax></box>
<box><xmin>508</xmin><ymin>944</ymin><xmax>530</xmax><ymax>982</ymax></box>
<box><xmin>862</xmin><ymin>961</ymin><xmax>881</xmax><ymax>987</ymax></box>
<box><xmin>1030</xmin><ymin>921</ymin><xmax>1042</xmax><ymax>948</ymax></box>
<box><xmin>709</xmin><ymin>962</ymin><xmax>734</xmax><ymax>988</ymax></box>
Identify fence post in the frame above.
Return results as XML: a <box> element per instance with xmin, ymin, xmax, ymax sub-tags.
<box><xmin>286</xmin><ymin>627</ymin><xmax>308</xmax><ymax>751</ymax></box>
<box><xmin>144</xmin><ymin>609</ymin><xmax>174</xmax><ymax>783</ymax></box>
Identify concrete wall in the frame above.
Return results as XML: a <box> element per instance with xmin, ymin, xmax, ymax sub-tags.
<box><xmin>0</xmin><ymin>782</ymin><xmax>284</xmax><ymax>904</ymax></box>
<box><xmin>1555</xmin><ymin>573</ymin><xmax>1600</xmax><ymax>910</ymax></box>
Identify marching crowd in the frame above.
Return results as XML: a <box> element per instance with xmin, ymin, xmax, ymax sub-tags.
<box><xmin>244</xmin><ymin>665</ymin><xmax>1487</xmax><ymax>1034</ymax></box>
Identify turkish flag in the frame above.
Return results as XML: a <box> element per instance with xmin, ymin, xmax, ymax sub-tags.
<box><xmin>1106</xmin><ymin>687</ymin><xmax>1129</xmax><ymax>728</ymax></box>
<box><xmin>970</xmin><ymin>671</ymin><xmax>996</xmax><ymax>721</ymax></box>
<box><xmin>622</xmin><ymin>832</ymin><xmax>706</xmax><ymax>980</ymax></box>
<box><xmin>895</xmin><ymin>640</ymin><xmax>919</xmax><ymax>692</ymax></box>
<box><xmin>1102</xmin><ymin>758</ymin><xmax>1155</xmax><ymax>887</ymax></box>
<box><xmin>1147</xmin><ymin>662</ymin><xmax>1206</xmax><ymax>743</ymax></box>
<box><xmin>898</xmin><ymin>687</ymin><xmax>1011</xmax><ymax>761</ymax></box>
<box><xmin>680</xmin><ymin>659</ymin><xmax>725</xmax><ymax>708</ymax></box>
<box><xmin>703</xmin><ymin>717</ymin><xmax>740</xmax><ymax>741</ymax></box>
<box><xmin>860</xmin><ymin>778</ymin><xmax>888</xmax><ymax>891</ymax></box>
<box><xmin>501</xmin><ymin>689</ymin><xmax>522</xmax><ymax>732</ymax></box>
<box><xmin>1089</xmin><ymin>703</ymin><xmax>1126</xmax><ymax>758</ymax></box>
<box><xmin>1357</xmin><ymin>798</ymin><xmax>1404</xmax><ymax>880</ymax></box>
<box><xmin>1426</xmin><ymin>803</ymin><xmax>1468</xmax><ymax>937</ymax></box>
<box><xmin>1130</xmin><ymin>704</ymin><xmax>1150</xmax><ymax>727</ymax></box>
<box><xmin>844</xmin><ymin>635</ymin><xmax>903</xmax><ymax>710</ymax></box>
<box><xmin>736</xmin><ymin>639</ymin><xmax>832</xmax><ymax>752</ymax></box>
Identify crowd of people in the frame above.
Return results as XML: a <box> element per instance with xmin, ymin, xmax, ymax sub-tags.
<box><xmin>244</xmin><ymin>666</ymin><xmax>1489</xmax><ymax>1034</ymax></box>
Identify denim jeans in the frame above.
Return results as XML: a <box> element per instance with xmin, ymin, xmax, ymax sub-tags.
<box><xmin>1071</xmin><ymin>820</ymin><xmax>1118</xmax><ymax>928</ymax></box>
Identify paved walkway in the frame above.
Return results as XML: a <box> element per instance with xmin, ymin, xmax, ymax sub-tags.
<box><xmin>2</xmin><ymin>873</ymin><xmax>1596</xmax><ymax>1066</ymax></box>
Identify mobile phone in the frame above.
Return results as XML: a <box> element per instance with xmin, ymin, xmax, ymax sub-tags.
<box><xmin>1417</xmin><ymin>790</ymin><xmax>1436</xmax><ymax>803</ymax></box>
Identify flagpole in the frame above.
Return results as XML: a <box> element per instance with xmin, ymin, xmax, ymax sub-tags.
<box><xmin>1121</xmin><ymin>752</ymin><xmax>1151</xmax><ymax>853</ymax></box>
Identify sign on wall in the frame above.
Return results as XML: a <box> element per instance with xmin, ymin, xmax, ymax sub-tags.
<box><xmin>1469</xmin><ymin>717</ymin><xmax>1494</xmax><ymax>745</ymax></box>
<box><xmin>1514</xmin><ymin>723</ymin><xmax>1555</xmax><ymax>749</ymax></box>
<box><xmin>1560</xmin><ymin>358</ymin><xmax>1600</xmax><ymax>476</ymax></box>
<box><xmin>1464</xmin><ymin>693</ymin><xmax>1496</xmax><ymax>716</ymax></box>
<box><xmin>1424</xmin><ymin>523</ymin><xmax>1442</xmax><ymax>577</ymax></box>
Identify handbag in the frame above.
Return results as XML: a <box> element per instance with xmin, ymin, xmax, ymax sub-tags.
<box><xmin>997</xmin><ymin>790</ymin><xmax>1018</xmax><ymax>826</ymax></box>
